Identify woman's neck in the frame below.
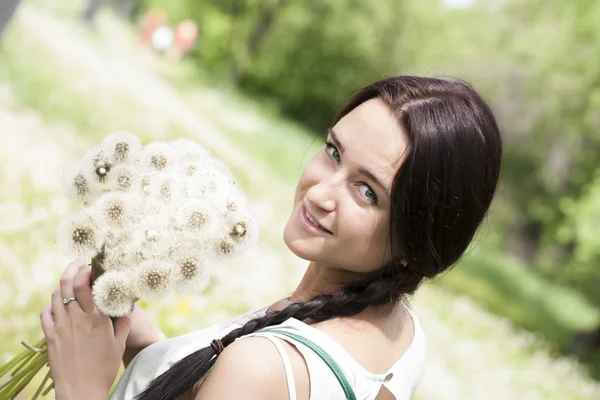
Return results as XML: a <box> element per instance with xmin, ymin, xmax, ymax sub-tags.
<box><xmin>289</xmin><ymin>261</ymin><xmax>381</xmax><ymax>303</ymax></box>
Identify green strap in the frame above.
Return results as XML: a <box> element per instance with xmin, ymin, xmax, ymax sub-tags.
<box><xmin>259</xmin><ymin>328</ymin><xmax>358</xmax><ymax>400</ymax></box>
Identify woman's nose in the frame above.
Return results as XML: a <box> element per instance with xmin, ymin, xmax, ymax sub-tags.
<box><xmin>305</xmin><ymin>176</ymin><xmax>338</xmax><ymax>212</ymax></box>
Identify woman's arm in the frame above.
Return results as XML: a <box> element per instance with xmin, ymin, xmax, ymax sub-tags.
<box><xmin>122</xmin><ymin>304</ymin><xmax>166</xmax><ymax>368</ymax></box>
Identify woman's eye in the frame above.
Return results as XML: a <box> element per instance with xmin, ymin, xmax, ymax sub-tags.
<box><xmin>325</xmin><ymin>143</ymin><xmax>340</xmax><ymax>162</ymax></box>
<box><xmin>359</xmin><ymin>184</ymin><xmax>378</xmax><ymax>204</ymax></box>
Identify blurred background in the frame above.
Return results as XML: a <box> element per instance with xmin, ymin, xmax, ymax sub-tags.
<box><xmin>1</xmin><ymin>0</ymin><xmax>600</xmax><ymax>398</ymax></box>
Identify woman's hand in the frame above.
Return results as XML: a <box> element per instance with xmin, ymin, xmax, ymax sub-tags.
<box><xmin>40</xmin><ymin>261</ymin><xmax>132</xmax><ymax>400</ymax></box>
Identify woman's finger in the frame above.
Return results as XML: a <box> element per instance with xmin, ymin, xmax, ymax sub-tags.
<box><xmin>59</xmin><ymin>261</ymin><xmax>86</xmax><ymax>314</ymax></box>
<box><xmin>73</xmin><ymin>264</ymin><xmax>95</xmax><ymax>314</ymax></box>
<box><xmin>50</xmin><ymin>287</ymin><xmax>68</xmax><ymax>323</ymax></box>
<box><xmin>40</xmin><ymin>304</ymin><xmax>55</xmax><ymax>341</ymax></box>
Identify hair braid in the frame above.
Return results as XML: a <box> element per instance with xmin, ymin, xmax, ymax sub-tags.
<box><xmin>136</xmin><ymin>270</ymin><xmax>419</xmax><ymax>400</ymax></box>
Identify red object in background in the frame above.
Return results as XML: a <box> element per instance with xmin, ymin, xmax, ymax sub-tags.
<box><xmin>139</xmin><ymin>9</ymin><xmax>167</xmax><ymax>46</ymax></box>
<box><xmin>174</xmin><ymin>19</ymin><xmax>198</xmax><ymax>53</ymax></box>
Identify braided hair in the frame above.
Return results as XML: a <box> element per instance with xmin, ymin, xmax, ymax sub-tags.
<box><xmin>137</xmin><ymin>76</ymin><xmax>502</xmax><ymax>400</ymax></box>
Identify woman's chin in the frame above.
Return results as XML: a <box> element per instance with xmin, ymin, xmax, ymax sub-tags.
<box><xmin>283</xmin><ymin>227</ymin><xmax>319</xmax><ymax>262</ymax></box>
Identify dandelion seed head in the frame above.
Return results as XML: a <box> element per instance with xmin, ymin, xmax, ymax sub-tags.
<box><xmin>152</xmin><ymin>154</ymin><xmax>168</xmax><ymax>170</ymax></box>
<box><xmin>227</xmin><ymin>201</ymin><xmax>238</xmax><ymax>213</ymax></box>
<box><xmin>93</xmin><ymin>271</ymin><xmax>134</xmax><ymax>317</ymax></box>
<box><xmin>134</xmin><ymin>260</ymin><xmax>172</xmax><ymax>301</ymax></box>
<box><xmin>172</xmin><ymin>249</ymin><xmax>211</xmax><ymax>293</ymax></box>
<box><xmin>102</xmin><ymin>130</ymin><xmax>142</xmax><ymax>164</ymax></box>
<box><xmin>96</xmin><ymin>193</ymin><xmax>137</xmax><ymax>229</ymax></box>
<box><xmin>93</xmin><ymin>154</ymin><xmax>112</xmax><ymax>183</ymax></box>
<box><xmin>216</xmin><ymin>238</ymin><xmax>235</xmax><ymax>256</ymax></box>
<box><xmin>148</xmin><ymin>173</ymin><xmax>183</xmax><ymax>204</ymax></box>
<box><xmin>189</xmin><ymin>211</ymin><xmax>208</xmax><ymax>229</ymax></box>
<box><xmin>230</xmin><ymin>221</ymin><xmax>247</xmax><ymax>238</ymax></box>
<box><xmin>108</xmin><ymin>165</ymin><xmax>139</xmax><ymax>192</ymax></box>
<box><xmin>73</xmin><ymin>226</ymin><xmax>94</xmax><ymax>248</ymax></box>
<box><xmin>64</xmin><ymin>163</ymin><xmax>96</xmax><ymax>203</ymax></box>
<box><xmin>177</xmin><ymin>201</ymin><xmax>221</xmax><ymax>245</ymax></box>
<box><xmin>141</xmin><ymin>143</ymin><xmax>175</xmax><ymax>173</ymax></box>
<box><xmin>222</xmin><ymin>214</ymin><xmax>258</xmax><ymax>254</ymax></box>
<box><xmin>73</xmin><ymin>174</ymin><xmax>89</xmax><ymax>196</ymax></box>
<box><xmin>57</xmin><ymin>211</ymin><xmax>103</xmax><ymax>259</ymax></box>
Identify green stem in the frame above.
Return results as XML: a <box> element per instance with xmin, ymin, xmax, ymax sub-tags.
<box><xmin>41</xmin><ymin>379</ymin><xmax>54</xmax><ymax>397</ymax></box>
<box><xmin>0</xmin><ymin>355</ymin><xmax>47</xmax><ymax>398</ymax></box>
<box><xmin>91</xmin><ymin>246</ymin><xmax>106</xmax><ymax>286</ymax></box>
<box><xmin>11</xmin><ymin>349</ymin><xmax>38</xmax><ymax>377</ymax></box>
<box><xmin>31</xmin><ymin>368</ymin><xmax>51</xmax><ymax>400</ymax></box>
<box><xmin>0</xmin><ymin>349</ymin><xmax>30</xmax><ymax>378</ymax></box>
<box><xmin>1</xmin><ymin>352</ymin><xmax>46</xmax><ymax>391</ymax></box>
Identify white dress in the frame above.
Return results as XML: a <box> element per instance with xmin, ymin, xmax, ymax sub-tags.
<box><xmin>110</xmin><ymin>304</ymin><xmax>426</xmax><ymax>400</ymax></box>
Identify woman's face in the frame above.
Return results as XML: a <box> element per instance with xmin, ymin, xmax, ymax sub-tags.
<box><xmin>284</xmin><ymin>98</ymin><xmax>409</xmax><ymax>273</ymax></box>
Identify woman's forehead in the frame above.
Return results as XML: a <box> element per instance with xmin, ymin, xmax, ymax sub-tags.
<box><xmin>332</xmin><ymin>98</ymin><xmax>408</xmax><ymax>180</ymax></box>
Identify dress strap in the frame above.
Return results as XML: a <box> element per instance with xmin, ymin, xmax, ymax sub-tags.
<box><xmin>250</xmin><ymin>333</ymin><xmax>297</xmax><ymax>400</ymax></box>
<box><xmin>260</xmin><ymin>329</ymin><xmax>358</xmax><ymax>400</ymax></box>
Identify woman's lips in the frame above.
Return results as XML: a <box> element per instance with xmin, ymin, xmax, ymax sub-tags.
<box><xmin>298</xmin><ymin>205</ymin><xmax>332</xmax><ymax>235</ymax></box>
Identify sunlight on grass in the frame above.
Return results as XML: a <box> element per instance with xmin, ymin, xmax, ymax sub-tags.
<box><xmin>1</xmin><ymin>2</ymin><xmax>599</xmax><ymax>399</ymax></box>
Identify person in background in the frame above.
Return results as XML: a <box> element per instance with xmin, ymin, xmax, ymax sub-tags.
<box><xmin>166</xmin><ymin>19</ymin><xmax>198</xmax><ymax>63</ymax></box>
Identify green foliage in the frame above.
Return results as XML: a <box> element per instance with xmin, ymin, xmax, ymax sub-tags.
<box><xmin>139</xmin><ymin>0</ymin><xmax>600</xmax><ymax>333</ymax></box>
<box><xmin>139</xmin><ymin>0</ymin><xmax>413</xmax><ymax>130</ymax></box>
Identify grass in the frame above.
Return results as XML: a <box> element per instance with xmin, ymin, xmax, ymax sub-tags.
<box><xmin>440</xmin><ymin>246</ymin><xmax>599</xmax><ymax>346</ymax></box>
<box><xmin>1</xmin><ymin>1</ymin><xmax>599</xmax><ymax>399</ymax></box>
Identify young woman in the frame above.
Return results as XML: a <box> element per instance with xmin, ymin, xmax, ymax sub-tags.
<box><xmin>41</xmin><ymin>76</ymin><xmax>502</xmax><ymax>400</ymax></box>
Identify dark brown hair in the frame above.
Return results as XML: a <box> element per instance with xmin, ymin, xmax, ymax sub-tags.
<box><xmin>137</xmin><ymin>76</ymin><xmax>502</xmax><ymax>399</ymax></box>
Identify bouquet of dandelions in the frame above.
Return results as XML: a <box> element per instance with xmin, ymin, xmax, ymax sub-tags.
<box><xmin>0</xmin><ymin>131</ymin><xmax>258</xmax><ymax>399</ymax></box>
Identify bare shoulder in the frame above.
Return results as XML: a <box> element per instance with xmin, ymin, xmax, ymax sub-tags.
<box><xmin>194</xmin><ymin>336</ymin><xmax>308</xmax><ymax>399</ymax></box>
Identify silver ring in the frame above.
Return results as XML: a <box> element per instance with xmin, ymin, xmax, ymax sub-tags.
<box><xmin>63</xmin><ymin>297</ymin><xmax>77</xmax><ymax>305</ymax></box>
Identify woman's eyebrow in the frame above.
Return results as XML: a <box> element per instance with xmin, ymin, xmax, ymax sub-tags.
<box><xmin>358</xmin><ymin>166</ymin><xmax>389</xmax><ymax>195</ymax></box>
<box><xmin>328</xmin><ymin>128</ymin><xmax>390</xmax><ymax>196</ymax></box>
<box><xmin>328</xmin><ymin>128</ymin><xmax>345</xmax><ymax>153</ymax></box>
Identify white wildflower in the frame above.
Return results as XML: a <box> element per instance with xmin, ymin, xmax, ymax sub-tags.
<box><xmin>57</xmin><ymin>210</ymin><xmax>104</xmax><ymax>259</ymax></box>
<box><xmin>171</xmin><ymin>248</ymin><xmax>211</xmax><ymax>293</ymax></box>
<box><xmin>140</xmin><ymin>142</ymin><xmax>176</xmax><ymax>173</ymax></box>
<box><xmin>133</xmin><ymin>259</ymin><xmax>173</xmax><ymax>301</ymax></box>
<box><xmin>107</xmin><ymin>164</ymin><xmax>140</xmax><ymax>192</ymax></box>
<box><xmin>101</xmin><ymin>130</ymin><xmax>142</xmax><ymax>165</ymax></box>
<box><xmin>95</xmin><ymin>193</ymin><xmax>139</xmax><ymax>230</ymax></box>
<box><xmin>92</xmin><ymin>271</ymin><xmax>135</xmax><ymax>317</ymax></box>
